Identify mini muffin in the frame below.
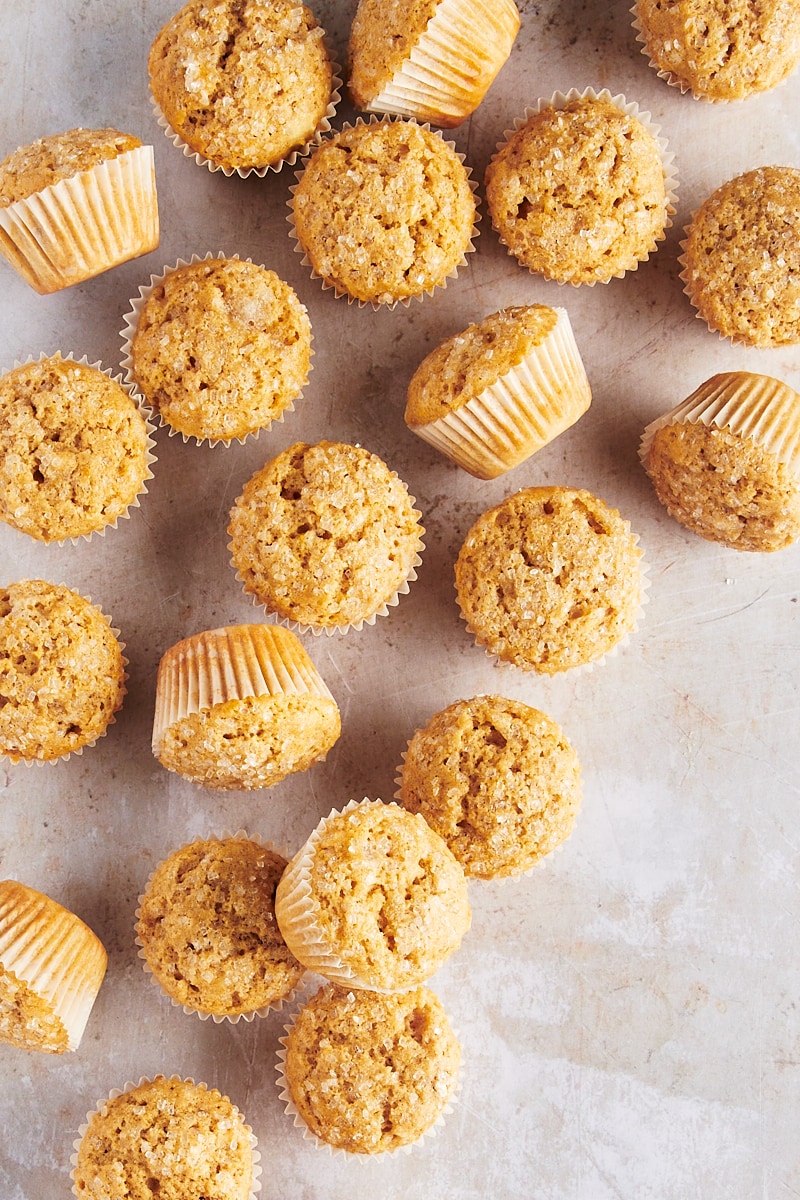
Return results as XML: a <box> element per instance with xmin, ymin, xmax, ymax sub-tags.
<box><xmin>348</xmin><ymin>0</ymin><xmax>520</xmax><ymax>127</ymax></box>
<box><xmin>275</xmin><ymin>799</ymin><xmax>471</xmax><ymax>992</ymax></box>
<box><xmin>149</xmin><ymin>0</ymin><xmax>337</xmax><ymax>174</ymax></box>
<box><xmin>633</xmin><ymin>0</ymin><xmax>800</xmax><ymax>101</ymax></box>
<box><xmin>680</xmin><ymin>166</ymin><xmax>800</xmax><ymax>347</ymax></box>
<box><xmin>640</xmin><ymin>371</ymin><xmax>800</xmax><ymax>552</ymax></box>
<box><xmin>484</xmin><ymin>89</ymin><xmax>674</xmax><ymax>284</ymax></box>
<box><xmin>404</xmin><ymin>304</ymin><xmax>591</xmax><ymax>479</ymax></box>
<box><xmin>136</xmin><ymin>834</ymin><xmax>305</xmax><ymax>1020</ymax></box>
<box><xmin>289</xmin><ymin>116</ymin><xmax>477</xmax><ymax>306</ymax></box>
<box><xmin>0</xmin><ymin>354</ymin><xmax>154</xmax><ymax>543</ymax></box>
<box><xmin>152</xmin><ymin>624</ymin><xmax>340</xmax><ymax>790</ymax></box>
<box><xmin>278</xmin><ymin>984</ymin><xmax>460</xmax><ymax>1154</ymax></box>
<box><xmin>228</xmin><ymin>441</ymin><xmax>425</xmax><ymax>632</ymax></box>
<box><xmin>455</xmin><ymin>486</ymin><xmax>644</xmax><ymax>674</ymax></box>
<box><xmin>398</xmin><ymin>695</ymin><xmax>582</xmax><ymax>879</ymax></box>
<box><xmin>123</xmin><ymin>256</ymin><xmax>312</xmax><ymax>444</ymax></box>
<box><xmin>71</xmin><ymin>1076</ymin><xmax>260</xmax><ymax>1200</ymax></box>
<box><xmin>0</xmin><ymin>879</ymin><xmax>107</xmax><ymax>1054</ymax></box>
<box><xmin>0</xmin><ymin>579</ymin><xmax>126</xmax><ymax>764</ymax></box>
<box><xmin>0</xmin><ymin>126</ymin><xmax>158</xmax><ymax>294</ymax></box>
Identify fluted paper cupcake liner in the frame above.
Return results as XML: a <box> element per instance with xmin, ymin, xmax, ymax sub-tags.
<box><xmin>408</xmin><ymin>307</ymin><xmax>591</xmax><ymax>479</ymax></box>
<box><xmin>120</xmin><ymin>251</ymin><xmax>312</xmax><ymax>447</ymax></box>
<box><xmin>286</xmin><ymin>115</ymin><xmax>480</xmax><ymax>311</ymax></box>
<box><xmin>0</xmin><ymin>144</ymin><xmax>158</xmax><ymax>294</ymax></box>
<box><xmin>0</xmin><ymin>880</ymin><xmax>107</xmax><ymax>1051</ymax></box>
<box><xmin>358</xmin><ymin>0</ymin><xmax>519</xmax><ymax>127</ymax></box>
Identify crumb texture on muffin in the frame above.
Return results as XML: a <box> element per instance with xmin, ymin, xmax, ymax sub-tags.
<box><xmin>136</xmin><ymin>837</ymin><xmax>305</xmax><ymax>1016</ymax></box>
<box><xmin>282</xmin><ymin>984</ymin><xmax>461</xmax><ymax>1153</ymax></box>
<box><xmin>0</xmin><ymin>127</ymin><xmax>141</xmax><ymax>206</ymax></box>
<box><xmin>399</xmin><ymin>695</ymin><xmax>582</xmax><ymax>877</ymax></box>
<box><xmin>0</xmin><ymin>356</ymin><xmax>151</xmax><ymax>542</ymax></box>
<box><xmin>348</xmin><ymin>0</ymin><xmax>441</xmax><ymax>106</ymax></box>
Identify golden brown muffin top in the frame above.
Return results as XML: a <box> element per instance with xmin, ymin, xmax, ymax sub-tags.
<box><xmin>284</xmin><ymin>983</ymin><xmax>461</xmax><ymax>1153</ymax></box>
<box><xmin>348</xmin><ymin>0</ymin><xmax>440</xmax><ymax>107</ymax></box>
<box><xmin>0</xmin><ymin>127</ymin><xmax>141</xmax><ymax>206</ymax></box>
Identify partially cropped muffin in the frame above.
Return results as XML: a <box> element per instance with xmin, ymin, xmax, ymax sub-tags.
<box><xmin>290</xmin><ymin>117</ymin><xmax>477</xmax><ymax>305</ymax></box>
<box><xmin>398</xmin><ymin>695</ymin><xmax>582</xmax><ymax>878</ymax></box>
<box><xmin>136</xmin><ymin>835</ymin><xmax>305</xmax><ymax>1019</ymax></box>
<box><xmin>0</xmin><ymin>126</ymin><xmax>158</xmax><ymax>293</ymax></box>
<box><xmin>228</xmin><ymin>441</ymin><xmax>424</xmax><ymax>632</ymax></box>
<box><xmin>279</xmin><ymin>984</ymin><xmax>461</xmax><ymax>1154</ymax></box>
<box><xmin>455</xmin><ymin>486</ymin><xmax>644</xmax><ymax>673</ymax></box>
<box><xmin>0</xmin><ymin>579</ymin><xmax>126</xmax><ymax>763</ymax></box>
<box><xmin>0</xmin><ymin>879</ymin><xmax>107</xmax><ymax>1053</ymax></box>
<box><xmin>125</xmin><ymin>256</ymin><xmax>311</xmax><ymax>444</ymax></box>
<box><xmin>0</xmin><ymin>355</ymin><xmax>153</xmax><ymax>543</ymax></box>
<box><xmin>348</xmin><ymin>0</ymin><xmax>520</xmax><ymax>126</ymax></box>
<box><xmin>641</xmin><ymin>371</ymin><xmax>800</xmax><ymax>551</ymax></box>
<box><xmin>484</xmin><ymin>90</ymin><xmax>673</xmax><ymax>284</ymax></box>
<box><xmin>404</xmin><ymin>304</ymin><xmax>591</xmax><ymax>478</ymax></box>
<box><xmin>149</xmin><ymin>0</ymin><xmax>336</xmax><ymax>172</ymax></box>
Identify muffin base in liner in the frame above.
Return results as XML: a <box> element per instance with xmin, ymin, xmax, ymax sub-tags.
<box><xmin>489</xmin><ymin>87</ymin><xmax>678</xmax><ymax>286</ymax></box>
<box><xmin>134</xmin><ymin>828</ymin><xmax>302</xmax><ymax>1024</ymax></box>
<box><xmin>0</xmin><ymin>879</ymin><xmax>107</xmax><ymax>1052</ymax></box>
<box><xmin>0</xmin><ymin>144</ymin><xmax>159</xmax><ymax>294</ymax></box>
<box><xmin>408</xmin><ymin>306</ymin><xmax>591</xmax><ymax>479</ymax></box>
<box><xmin>3</xmin><ymin>351</ymin><xmax>157</xmax><ymax>546</ymax></box>
<box><xmin>70</xmin><ymin>1076</ymin><xmax>262</xmax><ymax>1199</ymax></box>
<box><xmin>286</xmin><ymin>115</ymin><xmax>480</xmax><ymax>311</ymax></box>
<box><xmin>150</xmin><ymin>55</ymin><xmax>342</xmax><ymax>178</ymax></box>
<box><xmin>120</xmin><ymin>252</ymin><xmax>312</xmax><ymax>447</ymax></box>
<box><xmin>359</xmin><ymin>0</ymin><xmax>520</xmax><ymax>127</ymax></box>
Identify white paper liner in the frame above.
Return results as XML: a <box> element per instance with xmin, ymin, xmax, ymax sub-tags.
<box><xmin>1</xmin><ymin>351</ymin><xmax>157</xmax><ymax>546</ymax></box>
<box><xmin>0</xmin><ymin>143</ymin><xmax>159</xmax><ymax>294</ymax></box>
<box><xmin>359</xmin><ymin>0</ymin><xmax>520</xmax><ymax>127</ymax></box>
<box><xmin>275</xmin><ymin>995</ymin><xmax>461</xmax><ymax>1158</ymax></box>
<box><xmin>407</xmin><ymin>306</ymin><xmax>592</xmax><ymax>479</ymax></box>
<box><xmin>286</xmin><ymin>114</ymin><xmax>480</xmax><ymax>310</ymax></box>
<box><xmin>70</xmin><ymin>1076</ymin><xmax>262</xmax><ymax>1198</ymax></box>
<box><xmin>639</xmin><ymin>371</ymin><xmax>800</xmax><ymax>478</ymax></box>
<box><xmin>134</xmin><ymin>829</ymin><xmax>302</xmax><ymax>1024</ymax></box>
<box><xmin>1</xmin><ymin>583</ymin><xmax>128</xmax><ymax>767</ymax></box>
<box><xmin>150</xmin><ymin>52</ymin><xmax>341</xmax><ymax>178</ymax></box>
<box><xmin>120</xmin><ymin>251</ymin><xmax>312</xmax><ymax>447</ymax></box>
<box><xmin>0</xmin><ymin>880</ymin><xmax>107</xmax><ymax>1051</ymax></box>
<box><xmin>488</xmin><ymin>87</ymin><xmax>678</xmax><ymax>286</ymax></box>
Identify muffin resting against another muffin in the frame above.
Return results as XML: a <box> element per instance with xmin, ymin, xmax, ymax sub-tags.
<box><xmin>641</xmin><ymin>371</ymin><xmax>800</xmax><ymax>552</ymax></box>
<box><xmin>398</xmin><ymin>695</ymin><xmax>582</xmax><ymax>878</ymax></box>
<box><xmin>279</xmin><ymin>984</ymin><xmax>461</xmax><ymax>1154</ymax></box>
<box><xmin>0</xmin><ymin>579</ymin><xmax>126</xmax><ymax>763</ymax></box>
<box><xmin>455</xmin><ymin>486</ymin><xmax>644</xmax><ymax>673</ymax></box>
<box><xmin>228</xmin><ymin>441</ymin><xmax>424</xmax><ymax>632</ymax></box>
<box><xmin>149</xmin><ymin>0</ymin><xmax>336</xmax><ymax>172</ymax></box>
<box><xmin>125</xmin><ymin>256</ymin><xmax>312</xmax><ymax>444</ymax></box>
<box><xmin>290</xmin><ymin>116</ymin><xmax>477</xmax><ymax>305</ymax></box>
<box><xmin>136</xmin><ymin>835</ymin><xmax>305</xmax><ymax>1019</ymax></box>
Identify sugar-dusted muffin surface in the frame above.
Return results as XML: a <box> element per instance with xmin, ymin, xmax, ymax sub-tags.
<box><xmin>129</xmin><ymin>257</ymin><xmax>311</xmax><ymax>442</ymax></box>
<box><xmin>681</xmin><ymin>166</ymin><xmax>800</xmax><ymax>347</ymax></box>
<box><xmin>72</xmin><ymin>1076</ymin><xmax>254</xmax><ymax>1200</ymax></box>
<box><xmin>283</xmin><ymin>984</ymin><xmax>461</xmax><ymax>1153</ymax></box>
<box><xmin>634</xmin><ymin>0</ymin><xmax>800</xmax><ymax>101</ymax></box>
<box><xmin>455</xmin><ymin>486</ymin><xmax>643</xmax><ymax>673</ymax></box>
<box><xmin>0</xmin><ymin>127</ymin><xmax>141</xmax><ymax>205</ymax></box>
<box><xmin>0</xmin><ymin>580</ymin><xmax>125</xmax><ymax>762</ymax></box>
<box><xmin>484</xmin><ymin>95</ymin><xmax>669</xmax><ymax>284</ymax></box>
<box><xmin>399</xmin><ymin>695</ymin><xmax>582</xmax><ymax>878</ymax></box>
<box><xmin>149</xmin><ymin>0</ymin><xmax>333</xmax><ymax>170</ymax></box>
<box><xmin>228</xmin><ymin>441</ymin><xmax>424</xmax><ymax>629</ymax></box>
<box><xmin>291</xmin><ymin>118</ymin><xmax>476</xmax><ymax>304</ymax></box>
<box><xmin>0</xmin><ymin>356</ymin><xmax>151</xmax><ymax>543</ymax></box>
<box><xmin>348</xmin><ymin>0</ymin><xmax>440</xmax><ymax>107</ymax></box>
<box><xmin>137</xmin><ymin>837</ymin><xmax>304</xmax><ymax>1017</ymax></box>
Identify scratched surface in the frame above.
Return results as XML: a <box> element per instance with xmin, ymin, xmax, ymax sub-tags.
<box><xmin>1</xmin><ymin>2</ymin><xmax>799</xmax><ymax>1197</ymax></box>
